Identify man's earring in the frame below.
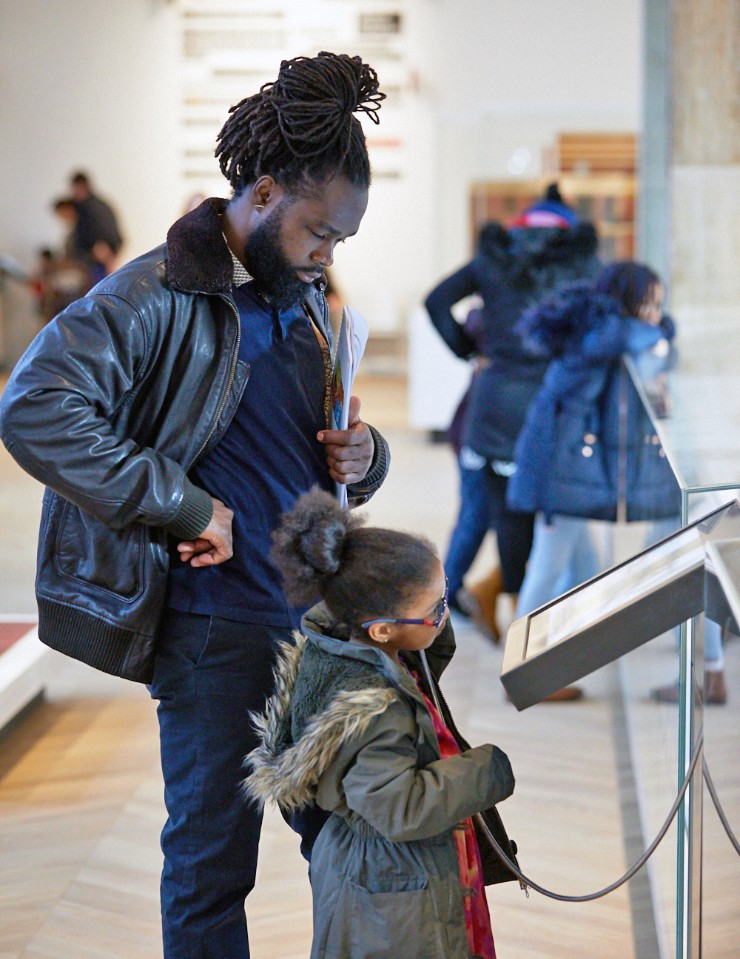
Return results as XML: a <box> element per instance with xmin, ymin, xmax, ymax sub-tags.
<box><xmin>254</xmin><ymin>204</ymin><xmax>265</xmax><ymax>212</ymax></box>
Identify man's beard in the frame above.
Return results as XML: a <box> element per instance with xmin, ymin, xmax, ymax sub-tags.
<box><xmin>244</xmin><ymin>208</ymin><xmax>311</xmax><ymax>312</ymax></box>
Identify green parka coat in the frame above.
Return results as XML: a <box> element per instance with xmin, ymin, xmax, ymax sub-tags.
<box><xmin>244</xmin><ymin>607</ymin><xmax>516</xmax><ymax>959</ymax></box>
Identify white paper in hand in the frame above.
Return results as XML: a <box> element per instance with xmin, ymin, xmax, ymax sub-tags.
<box><xmin>330</xmin><ymin>306</ymin><xmax>369</xmax><ymax>508</ymax></box>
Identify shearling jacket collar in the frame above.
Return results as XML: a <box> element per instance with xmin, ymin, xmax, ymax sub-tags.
<box><xmin>165</xmin><ymin>196</ymin><xmax>330</xmax><ymax>301</ymax></box>
<box><xmin>165</xmin><ymin>197</ymin><xmax>234</xmax><ymax>295</ymax></box>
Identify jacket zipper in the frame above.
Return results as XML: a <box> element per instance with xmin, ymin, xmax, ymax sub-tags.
<box><xmin>187</xmin><ymin>294</ymin><xmax>241</xmax><ymax>470</ymax></box>
<box><xmin>419</xmin><ymin>648</ymin><xmax>444</xmax><ymax>715</ymax></box>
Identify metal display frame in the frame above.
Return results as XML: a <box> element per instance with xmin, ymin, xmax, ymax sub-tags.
<box><xmin>501</xmin><ymin>499</ymin><xmax>740</xmax><ymax>711</ymax></box>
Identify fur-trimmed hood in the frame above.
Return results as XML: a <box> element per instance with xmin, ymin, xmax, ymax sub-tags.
<box><xmin>244</xmin><ymin>624</ymin><xmax>402</xmax><ymax>811</ymax></box>
<box><xmin>479</xmin><ymin>220</ymin><xmax>601</xmax><ymax>303</ymax></box>
<box><xmin>515</xmin><ymin>283</ymin><xmax>669</xmax><ymax>365</ymax></box>
<box><xmin>165</xmin><ymin>196</ymin><xmax>329</xmax><ymax>299</ymax></box>
<box><xmin>516</xmin><ymin>283</ymin><xmax>625</xmax><ymax>361</ymax></box>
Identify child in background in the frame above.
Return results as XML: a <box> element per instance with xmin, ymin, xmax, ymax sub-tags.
<box><xmin>244</xmin><ymin>487</ymin><xmax>517</xmax><ymax>959</ymax></box>
<box><xmin>507</xmin><ymin>262</ymin><xmax>681</xmax><ymax>703</ymax></box>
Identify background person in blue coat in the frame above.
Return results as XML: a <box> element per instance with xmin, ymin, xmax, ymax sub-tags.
<box><xmin>425</xmin><ymin>186</ymin><xmax>600</xmax><ymax>639</ymax></box>
<box><xmin>507</xmin><ymin>261</ymin><xmax>682</xmax><ymax>698</ymax></box>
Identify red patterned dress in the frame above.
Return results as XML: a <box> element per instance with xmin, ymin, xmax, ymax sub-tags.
<box><xmin>412</xmin><ymin>675</ymin><xmax>497</xmax><ymax>959</ymax></box>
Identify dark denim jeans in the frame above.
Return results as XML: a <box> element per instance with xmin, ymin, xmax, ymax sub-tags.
<box><xmin>446</xmin><ymin>451</ymin><xmax>535</xmax><ymax>596</ymax></box>
<box><xmin>149</xmin><ymin>610</ymin><xmax>328</xmax><ymax>959</ymax></box>
<box><xmin>445</xmin><ymin>453</ymin><xmax>493</xmax><ymax>598</ymax></box>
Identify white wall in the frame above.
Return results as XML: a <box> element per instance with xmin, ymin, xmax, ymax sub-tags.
<box><xmin>334</xmin><ymin>0</ymin><xmax>641</xmax><ymax>332</ymax></box>
<box><xmin>414</xmin><ymin>0</ymin><xmax>641</xmax><ymax>277</ymax></box>
<box><xmin>0</xmin><ymin>0</ymin><xmax>179</xmax><ymax>269</ymax></box>
<box><xmin>406</xmin><ymin>0</ymin><xmax>641</xmax><ymax>428</ymax></box>
<box><xmin>0</xmin><ymin>0</ymin><xmax>640</xmax><ymax>357</ymax></box>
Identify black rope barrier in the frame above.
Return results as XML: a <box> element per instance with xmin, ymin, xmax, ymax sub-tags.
<box><xmin>420</xmin><ymin>652</ymin><xmax>738</xmax><ymax>903</ymax></box>
<box><xmin>702</xmin><ymin>756</ymin><xmax>740</xmax><ymax>855</ymax></box>
<box><xmin>474</xmin><ymin>732</ymin><xmax>703</xmax><ymax>902</ymax></box>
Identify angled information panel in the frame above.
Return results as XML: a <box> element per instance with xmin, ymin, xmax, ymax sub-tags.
<box><xmin>501</xmin><ymin>500</ymin><xmax>740</xmax><ymax>709</ymax></box>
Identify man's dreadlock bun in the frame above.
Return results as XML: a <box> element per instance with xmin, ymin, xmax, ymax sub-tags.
<box><xmin>215</xmin><ymin>51</ymin><xmax>385</xmax><ymax>194</ymax></box>
<box><xmin>271</xmin><ymin>52</ymin><xmax>384</xmax><ymax>158</ymax></box>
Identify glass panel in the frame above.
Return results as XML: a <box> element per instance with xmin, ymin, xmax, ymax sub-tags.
<box><xmin>502</xmin><ymin>462</ymin><xmax>740</xmax><ymax>957</ymax></box>
<box><xmin>621</xmin><ymin>355</ymin><xmax>682</xmax><ymax>529</ymax></box>
<box><xmin>500</xmin><ymin>343</ymin><xmax>738</xmax><ymax>955</ymax></box>
<box><xmin>618</xmin><ymin>361</ymin><xmax>740</xmax><ymax>958</ymax></box>
<box><xmin>697</xmin><ymin>516</ymin><xmax>740</xmax><ymax>958</ymax></box>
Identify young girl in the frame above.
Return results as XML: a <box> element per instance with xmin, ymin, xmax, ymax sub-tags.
<box><xmin>244</xmin><ymin>487</ymin><xmax>518</xmax><ymax>959</ymax></box>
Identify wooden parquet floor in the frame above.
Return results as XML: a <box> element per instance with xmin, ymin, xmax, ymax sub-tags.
<box><xmin>1</xmin><ymin>372</ymin><xmax>738</xmax><ymax>958</ymax></box>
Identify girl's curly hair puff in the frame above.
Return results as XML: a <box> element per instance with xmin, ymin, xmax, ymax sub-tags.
<box><xmin>271</xmin><ymin>487</ymin><xmax>439</xmax><ymax>635</ymax></box>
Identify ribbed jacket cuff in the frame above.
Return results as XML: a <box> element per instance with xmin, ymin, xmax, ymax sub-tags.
<box><xmin>347</xmin><ymin>425</ymin><xmax>390</xmax><ymax>504</ymax></box>
<box><xmin>164</xmin><ymin>479</ymin><xmax>214</xmax><ymax>539</ymax></box>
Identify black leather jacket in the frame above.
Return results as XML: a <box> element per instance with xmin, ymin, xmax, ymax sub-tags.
<box><xmin>0</xmin><ymin>198</ymin><xmax>390</xmax><ymax>683</ymax></box>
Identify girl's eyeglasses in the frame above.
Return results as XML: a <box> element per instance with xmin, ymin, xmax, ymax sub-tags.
<box><xmin>361</xmin><ymin>578</ymin><xmax>449</xmax><ymax>630</ymax></box>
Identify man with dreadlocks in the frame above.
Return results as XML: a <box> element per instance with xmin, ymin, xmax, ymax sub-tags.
<box><xmin>0</xmin><ymin>52</ymin><xmax>390</xmax><ymax>957</ymax></box>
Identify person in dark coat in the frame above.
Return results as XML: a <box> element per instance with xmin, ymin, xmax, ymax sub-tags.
<box><xmin>437</xmin><ymin>305</ymin><xmax>504</xmax><ymax>629</ymax></box>
<box><xmin>69</xmin><ymin>170</ymin><xmax>124</xmax><ymax>277</ymax></box>
<box><xmin>425</xmin><ymin>188</ymin><xmax>600</xmax><ymax>636</ymax></box>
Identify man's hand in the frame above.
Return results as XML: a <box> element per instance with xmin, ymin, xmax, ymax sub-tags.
<box><xmin>177</xmin><ymin>497</ymin><xmax>234</xmax><ymax>567</ymax></box>
<box><xmin>317</xmin><ymin>396</ymin><xmax>375</xmax><ymax>485</ymax></box>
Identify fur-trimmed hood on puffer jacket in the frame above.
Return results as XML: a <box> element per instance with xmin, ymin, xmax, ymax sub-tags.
<box><xmin>245</xmin><ymin>630</ymin><xmax>399</xmax><ymax>811</ymax></box>
<box><xmin>243</xmin><ymin>606</ymin><xmax>521</xmax><ymax>890</ymax></box>
<box><xmin>507</xmin><ymin>286</ymin><xmax>677</xmax><ymax>521</ymax></box>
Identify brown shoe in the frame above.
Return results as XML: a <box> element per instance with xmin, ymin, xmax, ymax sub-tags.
<box><xmin>459</xmin><ymin>567</ymin><xmax>504</xmax><ymax>642</ymax></box>
<box><xmin>651</xmin><ymin>671</ymin><xmax>727</xmax><ymax>706</ymax></box>
<box><xmin>704</xmin><ymin>670</ymin><xmax>727</xmax><ymax>705</ymax></box>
